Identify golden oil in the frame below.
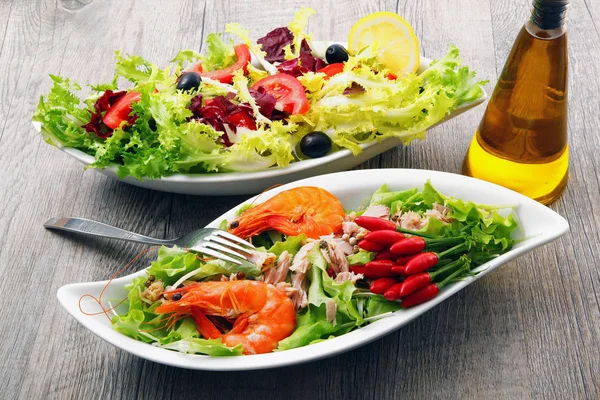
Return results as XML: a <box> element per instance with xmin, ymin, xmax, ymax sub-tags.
<box><xmin>462</xmin><ymin>0</ymin><xmax>569</xmax><ymax>204</ymax></box>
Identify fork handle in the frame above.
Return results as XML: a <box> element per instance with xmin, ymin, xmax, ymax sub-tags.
<box><xmin>43</xmin><ymin>217</ymin><xmax>173</xmax><ymax>246</ymax></box>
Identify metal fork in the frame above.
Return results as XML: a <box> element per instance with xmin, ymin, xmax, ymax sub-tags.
<box><xmin>43</xmin><ymin>217</ymin><xmax>254</xmax><ymax>265</ymax></box>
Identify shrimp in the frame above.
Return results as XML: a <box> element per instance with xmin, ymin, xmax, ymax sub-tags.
<box><xmin>155</xmin><ymin>280</ymin><xmax>296</xmax><ymax>355</ymax></box>
<box><xmin>229</xmin><ymin>186</ymin><xmax>345</xmax><ymax>240</ymax></box>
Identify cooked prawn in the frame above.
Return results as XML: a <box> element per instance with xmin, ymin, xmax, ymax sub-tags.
<box><xmin>229</xmin><ymin>186</ymin><xmax>345</xmax><ymax>239</ymax></box>
<box><xmin>155</xmin><ymin>280</ymin><xmax>296</xmax><ymax>355</ymax></box>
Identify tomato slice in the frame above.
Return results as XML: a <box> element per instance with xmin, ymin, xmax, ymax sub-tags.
<box><xmin>316</xmin><ymin>63</ymin><xmax>345</xmax><ymax>78</ymax></box>
<box><xmin>251</xmin><ymin>73</ymin><xmax>309</xmax><ymax>115</ymax></box>
<box><xmin>102</xmin><ymin>91</ymin><xmax>141</xmax><ymax>129</ymax></box>
<box><xmin>197</xmin><ymin>44</ymin><xmax>251</xmax><ymax>84</ymax></box>
<box><xmin>227</xmin><ymin>110</ymin><xmax>257</xmax><ymax>130</ymax></box>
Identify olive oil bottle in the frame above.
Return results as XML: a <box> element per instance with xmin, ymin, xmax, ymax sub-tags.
<box><xmin>462</xmin><ymin>0</ymin><xmax>569</xmax><ymax>204</ymax></box>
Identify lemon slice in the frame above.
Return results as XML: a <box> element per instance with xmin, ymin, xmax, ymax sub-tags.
<box><xmin>348</xmin><ymin>12</ymin><xmax>420</xmax><ymax>75</ymax></box>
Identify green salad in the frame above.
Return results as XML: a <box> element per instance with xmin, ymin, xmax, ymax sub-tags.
<box><xmin>108</xmin><ymin>182</ymin><xmax>518</xmax><ymax>356</ymax></box>
<box><xmin>33</xmin><ymin>8</ymin><xmax>486</xmax><ymax>180</ymax></box>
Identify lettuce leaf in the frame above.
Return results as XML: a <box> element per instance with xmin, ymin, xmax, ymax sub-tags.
<box><xmin>368</xmin><ymin>184</ymin><xmax>419</xmax><ymax>208</ymax></box>
<box><xmin>146</xmin><ymin>246</ymin><xmax>261</xmax><ymax>286</ymax></box>
<box><xmin>347</xmin><ymin>250</ymin><xmax>375</xmax><ymax>265</ymax></box>
<box><xmin>200</xmin><ymin>33</ymin><xmax>236</xmax><ymax>72</ymax></box>
<box><xmin>157</xmin><ymin>338</ymin><xmax>243</xmax><ymax>356</ymax></box>
<box><xmin>365</xmin><ymin>295</ymin><xmax>401</xmax><ymax>318</ymax></box>
<box><xmin>33</xmin><ymin>76</ymin><xmax>97</xmax><ymax>149</ymax></box>
<box><xmin>286</xmin><ymin>7</ymin><xmax>316</xmax><ymax>60</ymax></box>
<box><xmin>268</xmin><ymin>234</ymin><xmax>307</xmax><ymax>258</ymax></box>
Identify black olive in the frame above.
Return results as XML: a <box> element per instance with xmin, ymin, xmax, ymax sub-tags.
<box><xmin>325</xmin><ymin>44</ymin><xmax>349</xmax><ymax>64</ymax></box>
<box><xmin>300</xmin><ymin>131</ymin><xmax>332</xmax><ymax>158</ymax></box>
<box><xmin>176</xmin><ymin>72</ymin><xmax>202</xmax><ymax>92</ymax></box>
<box><xmin>172</xmin><ymin>293</ymin><xmax>182</xmax><ymax>301</ymax></box>
<box><xmin>230</xmin><ymin>220</ymin><xmax>240</xmax><ymax>229</ymax></box>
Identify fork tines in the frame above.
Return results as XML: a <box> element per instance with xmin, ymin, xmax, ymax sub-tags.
<box><xmin>196</xmin><ymin>231</ymin><xmax>255</xmax><ymax>265</ymax></box>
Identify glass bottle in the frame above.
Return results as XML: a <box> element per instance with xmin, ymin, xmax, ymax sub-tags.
<box><xmin>462</xmin><ymin>0</ymin><xmax>569</xmax><ymax>204</ymax></box>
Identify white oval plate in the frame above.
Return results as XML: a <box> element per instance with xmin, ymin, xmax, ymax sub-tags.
<box><xmin>36</xmin><ymin>42</ymin><xmax>487</xmax><ymax>195</ymax></box>
<box><xmin>57</xmin><ymin>169</ymin><xmax>568</xmax><ymax>370</ymax></box>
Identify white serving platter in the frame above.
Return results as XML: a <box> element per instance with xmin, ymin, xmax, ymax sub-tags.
<box><xmin>57</xmin><ymin>169</ymin><xmax>568</xmax><ymax>370</ymax></box>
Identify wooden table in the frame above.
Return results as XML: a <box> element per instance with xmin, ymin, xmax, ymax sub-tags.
<box><xmin>2</xmin><ymin>0</ymin><xmax>599</xmax><ymax>398</ymax></box>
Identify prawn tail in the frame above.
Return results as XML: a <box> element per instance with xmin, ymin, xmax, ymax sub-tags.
<box><xmin>190</xmin><ymin>306</ymin><xmax>222</xmax><ymax>340</ymax></box>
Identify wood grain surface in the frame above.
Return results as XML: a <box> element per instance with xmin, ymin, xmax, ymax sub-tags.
<box><xmin>1</xmin><ymin>0</ymin><xmax>599</xmax><ymax>399</ymax></box>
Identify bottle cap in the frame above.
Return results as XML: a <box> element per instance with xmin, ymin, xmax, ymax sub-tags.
<box><xmin>531</xmin><ymin>0</ymin><xmax>569</xmax><ymax>30</ymax></box>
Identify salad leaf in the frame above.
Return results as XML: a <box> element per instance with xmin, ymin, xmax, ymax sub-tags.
<box><xmin>146</xmin><ymin>246</ymin><xmax>261</xmax><ymax>286</ymax></box>
<box><xmin>114</xmin><ymin>51</ymin><xmax>172</xmax><ymax>87</ymax></box>
<box><xmin>369</xmin><ymin>184</ymin><xmax>418</xmax><ymax>209</ymax></box>
<box><xmin>33</xmin><ymin>76</ymin><xmax>96</xmax><ymax>149</ymax></box>
<box><xmin>286</xmin><ymin>7</ymin><xmax>316</xmax><ymax>60</ymax></box>
<box><xmin>200</xmin><ymin>33</ymin><xmax>236</xmax><ymax>72</ymax></box>
<box><xmin>365</xmin><ymin>295</ymin><xmax>402</xmax><ymax>318</ymax></box>
<box><xmin>249</xmin><ymin>86</ymin><xmax>277</xmax><ymax>119</ymax></box>
<box><xmin>268</xmin><ymin>234</ymin><xmax>307</xmax><ymax>258</ymax></box>
<box><xmin>232</xmin><ymin>70</ymin><xmax>270</xmax><ymax>124</ymax></box>
<box><xmin>277</xmin><ymin>304</ymin><xmax>340</xmax><ymax>350</ymax></box>
<box><xmin>256</xmin><ymin>27</ymin><xmax>294</xmax><ymax>63</ymax></box>
<box><xmin>347</xmin><ymin>250</ymin><xmax>375</xmax><ymax>265</ymax></box>
<box><xmin>276</xmin><ymin>51</ymin><xmax>326</xmax><ymax>77</ymax></box>
<box><xmin>306</xmin><ymin>246</ymin><xmax>329</xmax><ymax>306</ymax></box>
<box><xmin>111</xmin><ymin>276</ymin><xmax>154</xmax><ymax>342</ymax></box>
<box><xmin>158</xmin><ymin>317</ymin><xmax>199</xmax><ymax>344</ymax></box>
<box><xmin>157</xmin><ymin>338</ymin><xmax>243</xmax><ymax>356</ymax></box>
<box><xmin>246</xmin><ymin>63</ymin><xmax>269</xmax><ymax>83</ymax></box>
<box><xmin>224</xmin><ymin>124</ymin><xmax>296</xmax><ymax>170</ymax></box>
<box><xmin>171</xmin><ymin>49</ymin><xmax>202</xmax><ymax>69</ymax></box>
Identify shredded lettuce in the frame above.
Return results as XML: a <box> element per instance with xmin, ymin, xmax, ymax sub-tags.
<box><xmin>200</xmin><ymin>33</ymin><xmax>236</xmax><ymax>72</ymax></box>
<box><xmin>285</xmin><ymin>7</ymin><xmax>316</xmax><ymax>59</ymax></box>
